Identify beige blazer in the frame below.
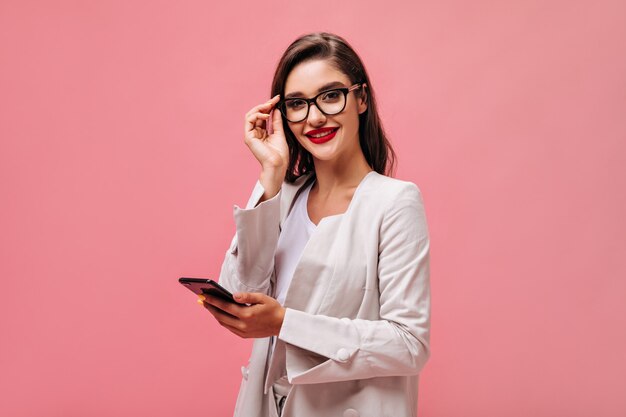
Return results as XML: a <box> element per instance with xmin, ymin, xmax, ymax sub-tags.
<box><xmin>218</xmin><ymin>171</ymin><xmax>431</xmax><ymax>417</ymax></box>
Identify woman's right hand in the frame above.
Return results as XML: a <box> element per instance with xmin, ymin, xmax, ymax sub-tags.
<box><xmin>244</xmin><ymin>94</ymin><xmax>289</xmax><ymax>200</ymax></box>
<box><xmin>244</xmin><ymin>94</ymin><xmax>288</xmax><ymax>171</ymax></box>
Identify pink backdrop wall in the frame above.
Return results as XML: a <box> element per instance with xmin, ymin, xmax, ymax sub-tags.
<box><xmin>1</xmin><ymin>1</ymin><xmax>624</xmax><ymax>416</ymax></box>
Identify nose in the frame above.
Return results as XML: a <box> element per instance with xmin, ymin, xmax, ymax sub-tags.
<box><xmin>307</xmin><ymin>102</ymin><xmax>327</xmax><ymax>125</ymax></box>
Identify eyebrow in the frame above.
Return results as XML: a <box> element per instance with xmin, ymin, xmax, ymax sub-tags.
<box><xmin>284</xmin><ymin>81</ymin><xmax>347</xmax><ymax>99</ymax></box>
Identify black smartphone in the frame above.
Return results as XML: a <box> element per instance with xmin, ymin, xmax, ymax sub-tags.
<box><xmin>179</xmin><ymin>277</ymin><xmax>247</xmax><ymax>306</ymax></box>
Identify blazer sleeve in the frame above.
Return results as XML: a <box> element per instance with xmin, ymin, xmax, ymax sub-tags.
<box><xmin>277</xmin><ymin>185</ymin><xmax>431</xmax><ymax>384</ymax></box>
<box><xmin>217</xmin><ymin>180</ymin><xmax>282</xmax><ymax>295</ymax></box>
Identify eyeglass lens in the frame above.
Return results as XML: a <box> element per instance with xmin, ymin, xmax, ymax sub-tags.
<box><xmin>283</xmin><ymin>89</ymin><xmax>346</xmax><ymax>122</ymax></box>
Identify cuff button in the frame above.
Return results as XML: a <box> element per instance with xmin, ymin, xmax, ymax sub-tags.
<box><xmin>337</xmin><ymin>348</ymin><xmax>350</xmax><ymax>362</ymax></box>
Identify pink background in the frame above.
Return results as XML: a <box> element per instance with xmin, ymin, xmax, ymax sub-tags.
<box><xmin>1</xmin><ymin>1</ymin><xmax>625</xmax><ymax>416</ymax></box>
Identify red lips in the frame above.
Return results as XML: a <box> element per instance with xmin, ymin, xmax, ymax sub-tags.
<box><xmin>305</xmin><ymin>127</ymin><xmax>339</xmax><ymax>137</ymax></box>
<box><xmin>305</xmin><ymin>127</ymin><xmax>339</xmax><ymax>144</ymax></box>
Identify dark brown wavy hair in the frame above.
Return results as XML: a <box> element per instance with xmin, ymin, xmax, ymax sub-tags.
<box><xmin>270</xmin><ymin>32</ymin><xmax>396</xmax><ymax>183</ymax></box>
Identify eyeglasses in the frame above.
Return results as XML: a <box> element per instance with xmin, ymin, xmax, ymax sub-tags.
<box><xmin>277</xmin><ymin>83</ymin><xmax>365</xmax><ymax>123</ymax></box>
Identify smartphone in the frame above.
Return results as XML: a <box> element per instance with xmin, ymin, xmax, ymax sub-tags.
<box><xmin>179</xmin><ymin>277</ymin><xmax>247</xmax><ymax>306</ymax></box>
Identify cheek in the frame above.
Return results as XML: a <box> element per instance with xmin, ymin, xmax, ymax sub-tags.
<box><xmin>291</xmin><ymin>132</ymin><xmax>311</xmax><ymax>152</ymax></box>
<box><xmin>351</xmin><ymin>113</ymin><xmax>363</xmax><ymax>131</ymax></box>
<box><xmin>287</xmin><ymin>122</ymin><xmax>304</xmax><ymax>138</ymax></box>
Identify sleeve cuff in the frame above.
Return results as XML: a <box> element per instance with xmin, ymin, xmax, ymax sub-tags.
<box><xmin>278</xmin><ymin>308</ymin><xmax>359</xmax><ymax>363</ymax></box>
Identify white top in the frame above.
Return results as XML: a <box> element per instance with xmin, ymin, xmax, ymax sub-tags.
<box><xmin>274</xmin><ymin>180</ymin><xmax>317</xmax><ymax>306</ymax></box>
<box><xmin>270</xmin><ymin>180</ymin><xmax>316</xmax><ymax>397</ymax></box>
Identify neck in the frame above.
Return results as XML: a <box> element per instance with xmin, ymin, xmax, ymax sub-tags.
<box><xmin>311</xmin><ymin>148</ymin><xmax>373</xmax><ymax>195</ymax></box>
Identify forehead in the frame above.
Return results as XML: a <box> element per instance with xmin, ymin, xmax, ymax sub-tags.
<box><xmin>284</xmin><ymin>59</ymin><xmax>350</xmax><ymax>97</ymax></box>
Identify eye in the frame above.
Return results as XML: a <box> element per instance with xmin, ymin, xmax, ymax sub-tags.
<box><xmin>286</xmin><ymin>99</ymin><xmax>306</xmax><ymax>109</ymax></box>
<box><xmin>320</xmin><ymin>90</ymin><xmax>341</xmax><ymax>102</ymax></box>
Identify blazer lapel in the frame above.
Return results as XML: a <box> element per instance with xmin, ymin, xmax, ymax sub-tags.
<box><xmin>264</xmin><ymin>171</ymin><xmax>375</xmax><ymax>394</ymax></box>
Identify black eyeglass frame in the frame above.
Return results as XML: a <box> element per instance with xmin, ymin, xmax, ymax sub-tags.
<box><xmin>276</xmin><ymin>83</ymin><xmax>365</xmax><ymax>123</ymax></box>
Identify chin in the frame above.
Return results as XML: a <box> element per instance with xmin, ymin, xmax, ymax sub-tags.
<box><xmin>310</xmin><ymin>152</ymin><xmax>339</xmax><ymax>162</ymax></box>
<box><xmin>301</xmin><ymin>141</ymin><xmax>342</xmax><ymax>162</ymax></box>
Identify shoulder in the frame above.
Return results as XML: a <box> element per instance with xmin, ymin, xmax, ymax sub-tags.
<box><xmin>364</xmin><ymin>173</ymin><xmax>429</xmax><ymax>239</ymax></box>
<box><xmin>361</xmin><ymin>172</ymin><xmax>424</xmax><ymax>206</ymax></box>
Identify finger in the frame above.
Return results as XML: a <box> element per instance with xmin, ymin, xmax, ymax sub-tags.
<box><xmin>233</xmin><ymin>292</ymin><xmax>267</xmax><ymax>305</ymax></box>
<box><xmin>245</xmin><ymin>112</ymin><xmax>270</xmax><ymax>134</ymax></box>
<box><xmin>254</xmin><ymin>116</ymin><xmax>266</xmax><ymax>129</ymax></box>
<box><xmin>245</xmin><ymin>95</ymin><xmax>280</xmax><ymax>117</ymax></box>
<box><xmin>221</xmin><ymin>322</ymin><xmax>247</xmax><ymax>338</ymax></box>
<box><xmin>202</xmin><ymin>294</ymin><xmax>245</xmax><ymax>318</ymax></box>
<box><xmin>245</xmin><ymin>112</ymin><xmax>270</xmax><ymax>123</ymax></box>
<box><xmin>204</xmin><ymin>303</ymin><xmax>242</xmax><ymax>328</ymax></box>
<box><xmin>245</xmin><ymin>98</ymin><xmax>275</xmax><ymax>116</ymax></box>
<box><xmin>271</xmin><ymin>107</ymin><xmax>283</xmax><ymax>133</ymax></box>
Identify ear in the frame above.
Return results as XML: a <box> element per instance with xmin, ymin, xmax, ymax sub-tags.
<box><xmin>357</xmin><ymin>83</ymin><xmax>368</xmax><ymax>115</ymax></box>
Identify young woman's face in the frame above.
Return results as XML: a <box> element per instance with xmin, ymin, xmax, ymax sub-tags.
<box><xmin>283</xmin><ymin>59</ymin><xmax>367</xmax><ymax>164</ymax></box>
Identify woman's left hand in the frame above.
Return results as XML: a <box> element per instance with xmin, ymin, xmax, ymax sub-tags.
<box><xmin>199</xmin><ymin>292</ymin><xmax>286</xmax><ymax>339</ymax></box>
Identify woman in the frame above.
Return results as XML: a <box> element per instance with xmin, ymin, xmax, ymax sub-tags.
<box><xmin>199</xmin><ymin>32</ymin><xmax>431</xmax><ymax>417</ymax></box>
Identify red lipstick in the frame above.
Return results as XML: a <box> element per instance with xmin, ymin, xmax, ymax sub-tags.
<box><xmin>305</xmin><ymin>127</ymin><xmax>339</xmax><ymax>144</ymax></box>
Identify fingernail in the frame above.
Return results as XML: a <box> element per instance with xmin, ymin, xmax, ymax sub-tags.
<box><xmin>198</xmin><ymin>294</ymin><xmax>206</xmax><ymax>301</ymax></box>
<box><xmin>197</xmin><ymin>298</ymin><xmax>204</xmax><ymax>305</ymax></box>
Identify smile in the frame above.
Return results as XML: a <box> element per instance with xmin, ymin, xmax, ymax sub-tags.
<box><xmin>306</xmin><ymin>128</ymin><xmax>339</xmax><ymax>144</ymax></box>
